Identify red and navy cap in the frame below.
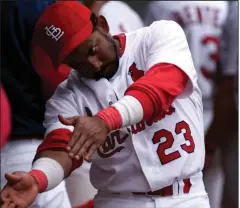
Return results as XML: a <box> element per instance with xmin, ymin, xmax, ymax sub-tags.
<box><xmin>32</xmin><ymin>1</ymin><xmax>93</xmax><ymax>68</ymax></box>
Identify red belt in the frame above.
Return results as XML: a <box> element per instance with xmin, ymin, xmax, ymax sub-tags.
<box><xmin>114</xmin><ymin>178</ymin><xmax>192</xmax><ymax>197</ymax></box>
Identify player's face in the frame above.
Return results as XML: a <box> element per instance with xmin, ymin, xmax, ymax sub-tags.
<box><xmin>65</xmin><ymin>18</ymin><xmax>120</xmax><ymax>80</ymax></box>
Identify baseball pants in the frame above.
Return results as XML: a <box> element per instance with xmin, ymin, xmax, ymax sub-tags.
<box><xmin>94</xmin><ymin>173</ymin><xmax>210</xmax><ymax>208</ymax></box>
<box><xmin>1</xmin><ymin>139</ymin><xmax>71</xmax><ymax>208</ymax></box>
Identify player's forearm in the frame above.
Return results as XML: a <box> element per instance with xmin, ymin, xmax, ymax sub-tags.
<box><xmin>28</xmin><ymin>127</ymin><xmax>83</xmax><ymax>193</ymax></box>
<box><xmin>33</xmin><ymin>150</ymin><xmax>74</xmax><ymax>178</ymax></box>
<box><xmin>29</xmin><ymin>150</ymin><xmax>75</xmax><ymax>193</ymax></box>
<box><xmin>96</xmin><ymin>63</ymin><xmax>188</xmax><ymax>131</ymax></box>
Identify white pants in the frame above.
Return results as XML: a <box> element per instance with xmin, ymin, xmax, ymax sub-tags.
<box><xmin>65</xmin><ymin>161</ymin><xmax>97</xmax><ymax>207</ymax></box>
<box><xmin>1</xmin><ymin>139</ymin><xmax>71</xmax><ymax>208</ymax></box>
<box><xmin>94</xmin><ymin>173</ymin><xmax>210</xmax><ymax>208</ymax></box>
<box><xmin>94</xmin><ymin>193</ymin><xmax>210</xmax><ymax>208</ymax></box>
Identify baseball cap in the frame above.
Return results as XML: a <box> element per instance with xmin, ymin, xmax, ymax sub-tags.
<box><xmin>32</xmin><ymin>1</ymin><xmax>93</xmax><ymax>68</ymax></box>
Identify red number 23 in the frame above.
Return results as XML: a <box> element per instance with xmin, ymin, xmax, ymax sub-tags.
<box><xmin>152</xmin><ymin>121</ymin><xmax>195</xmax><ymax>165</ymax></box>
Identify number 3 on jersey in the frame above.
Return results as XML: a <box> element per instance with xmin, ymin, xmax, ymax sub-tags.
<box><xmin>201</xmin><ymin>36</ymin><xmax>220</xmax><ymax>80</ymax></box>
<box><xmin>152</xmin><ymin>121</ymin><xmax>195</xmax><ymax>165</ymax></box>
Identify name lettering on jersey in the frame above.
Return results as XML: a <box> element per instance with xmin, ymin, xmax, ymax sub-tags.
<box><xmin>97</xmin><ymin>130</ymin><xmax>129</xmax><ymax>158</ymax></box>
<box><xmin>130</xmin><ymin>106</ymin><xmax>176</xmax><ymax>135</ymax></box>
<box><xmin>171</xmin><ymin>6</ymin><xmax>220</xmax><ymax>28</ymax></box>
<box><xmin>97</xmin><ymin>106</ymin><xmax>175</xmax><ymax>158</ymax></box>
<box><xmin>45</xmin><ymin>25</ymin><xmax>64</xmax><ymax>42</ymax></box>
<box><xmin>128</xmin><ymin>62</ymin><xmax>144</xmax><ymax>82</ymax></box>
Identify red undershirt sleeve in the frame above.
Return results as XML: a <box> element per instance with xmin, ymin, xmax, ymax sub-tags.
<box><xmin>125</xmin><ymin>63</ymin><xmax>189</xmax><ymax>122</ymax></box>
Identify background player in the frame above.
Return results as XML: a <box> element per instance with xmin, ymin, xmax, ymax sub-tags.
<box><xmin>205</xmin><ymin>2</ymin><xmax>238</xmax><ymax>207</ymax></box>
<box><xmin>1</xmin><ymin>2</ymin><xmax>209</xmax><ymax>208</ymax></box>
<box><xmin>143</xmin><ymin>2</ymin><xmax>229</xmax><ymax>207</ymax></box>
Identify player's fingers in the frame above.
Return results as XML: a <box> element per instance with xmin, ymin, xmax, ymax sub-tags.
<box><xmin>1</xmin><ymin>189</ymin><xmax>9</xmax><ymax>201</ymax></box>
<box><xmin>8</xmin><ymin>202</ymin><xmax>16</xmax><ymax>208</ymax></box>
<box><xmin>68</xmin><ymin>134</ymin><xmax>86</xmax><ymax>158</ymax></box>
<box><xmin>58</xmin><ymin>114</ymin><xmax>78</xmax><ymax>126</ymax></box>
<box><xmin>1</xmin><ymin>196</ymin><xmax>11</xmax><ymax>208</ymax></box>
<box><xmin>74</xmin><ymin>138</ymin><xmax>94</xmax><ymax>160</ymax></box>
<box><xmin>77</xmin><ymin>137</ymin><xmax>95</xmax><ymax>159</ymax></box>
<box><xmin>85</xmin><ymin>143</ymin><xmax>99</xmax><ymax>161</ymax></box>
<box><xmin>5</xmin><ymin>173</ymin><xmax>21</xmax><ymax>184</ymax></box>
<box><xmin>67</xmin><ymin>128</ymin><xmax>82</xmax><ymax>151</ymax></box>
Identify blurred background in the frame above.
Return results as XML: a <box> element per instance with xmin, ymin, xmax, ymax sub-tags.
<box><xmin>1</xmin><ymin>1</ymin><xmax>238</xmax><ymax>208</ymax></box>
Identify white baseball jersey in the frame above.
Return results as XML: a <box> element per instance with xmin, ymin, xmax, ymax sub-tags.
<box><xmin>144</xmin><ymin>1</ymin><xmax>228</xmax><ymax>130</ymax></box>
<box><xmin>44</xmin><ymin>20</ymin><xmax>205</xmax><ymax>193</ymax></box>
<box><xmin>99</xmin><ymin>1</ymin><xmax>144</xmax><ymax>35</ymax></box>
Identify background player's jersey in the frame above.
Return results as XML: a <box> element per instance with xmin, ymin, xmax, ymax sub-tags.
<box><xmin>44</xmin><ymin>20</ymin><xmax>205</xmax><ymax>192</ymax></box>
<box><xmin>144</xmin><ymin>1</ymin><xmax>228</xmax><ymax>130</ymax></box>
<box><xmin>99</xmin><ymin>1</ymin><xmax>144</xmax><ymax>35</ymax></box>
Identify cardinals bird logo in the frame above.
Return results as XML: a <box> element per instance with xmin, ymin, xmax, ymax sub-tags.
<box><xmin>128</xmin><ymin>62</ymin><xmax>144</xmax><ymax>82</ymax></box>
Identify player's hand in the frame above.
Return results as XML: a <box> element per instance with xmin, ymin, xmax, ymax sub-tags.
<box><xmin>58</xmin><ymin>114</ymin><xmax>109</xmax><ymax>161</ymax></box>
<box><xmin>1</xmin><ymin>171</ymin><xmax>39</xmax><ymax>208</ymax></box>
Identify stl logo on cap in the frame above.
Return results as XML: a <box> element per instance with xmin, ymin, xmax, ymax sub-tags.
<box><xmin>45</xmin><ymin>25</ymin><xmax>64</xmax><ymax>42</ymax></box>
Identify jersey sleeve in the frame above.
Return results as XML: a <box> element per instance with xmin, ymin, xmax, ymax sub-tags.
<box><xmin>145</xmin><ymin>20</ymin><xmax>197</xmax><ymax>97</ymax></box>
<box><xmin>43</xmin><ymin>80</ymin><xmax>79</xmax><ymax>137</ymax></box>
<box><xmin>221</xmin><ymin>1</ymin><xmax>238</xmax><ymax>76</ymax></box>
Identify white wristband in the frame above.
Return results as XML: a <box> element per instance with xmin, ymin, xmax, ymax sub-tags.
<box><xmin>32</xmin><ymin>158</ymin><xmax>64</xmax><ymax>191</ymax></box>
<box><xmin>112</xmin><ymin>95</ymin><xmax>144</xmax><ymax>127</ymax></box>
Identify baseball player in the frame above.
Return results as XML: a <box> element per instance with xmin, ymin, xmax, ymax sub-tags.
<box><xmin>1</xmin><ymin>2</ymin><xmax>210</xmax><ymax>208</ymax></box>
<box><xmin>1</xmin><ymin>1</ymin><xmax>71</xmax><ymax>207</ymax></box>
<box><xmin>205</xmin><ymin>2</ymin><xmax>238</xmax><ymax>207</ymax></box>
<box><xmin>144</xmin><ymin>2</ymin><xmax>229</xmax><ymax>208</ymax></box>
<box><xmin>64</xmin><ymin>1</ymin><xmax>144</xmax><ymax>207</ymax></box>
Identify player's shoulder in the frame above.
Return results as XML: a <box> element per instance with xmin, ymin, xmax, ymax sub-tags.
<box><xmin>149</xmin><ymin>20</ymin><xmax>183</xmax><ymax>30</ymax></box>
<box><xmin>148</xmin><ymin>20</ymin><xmax>185</xmax><ymax>39</ymax></box>
<box><xmin>124</xmin><ymin>20</ymin><xmax>185</xmax><ymax>50</ymax></box>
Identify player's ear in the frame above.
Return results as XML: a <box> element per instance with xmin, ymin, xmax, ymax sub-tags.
<box><xmin>97</xmin><ymin>15</ymin><xmax>109</xmax><ymax>33</ymax></box>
